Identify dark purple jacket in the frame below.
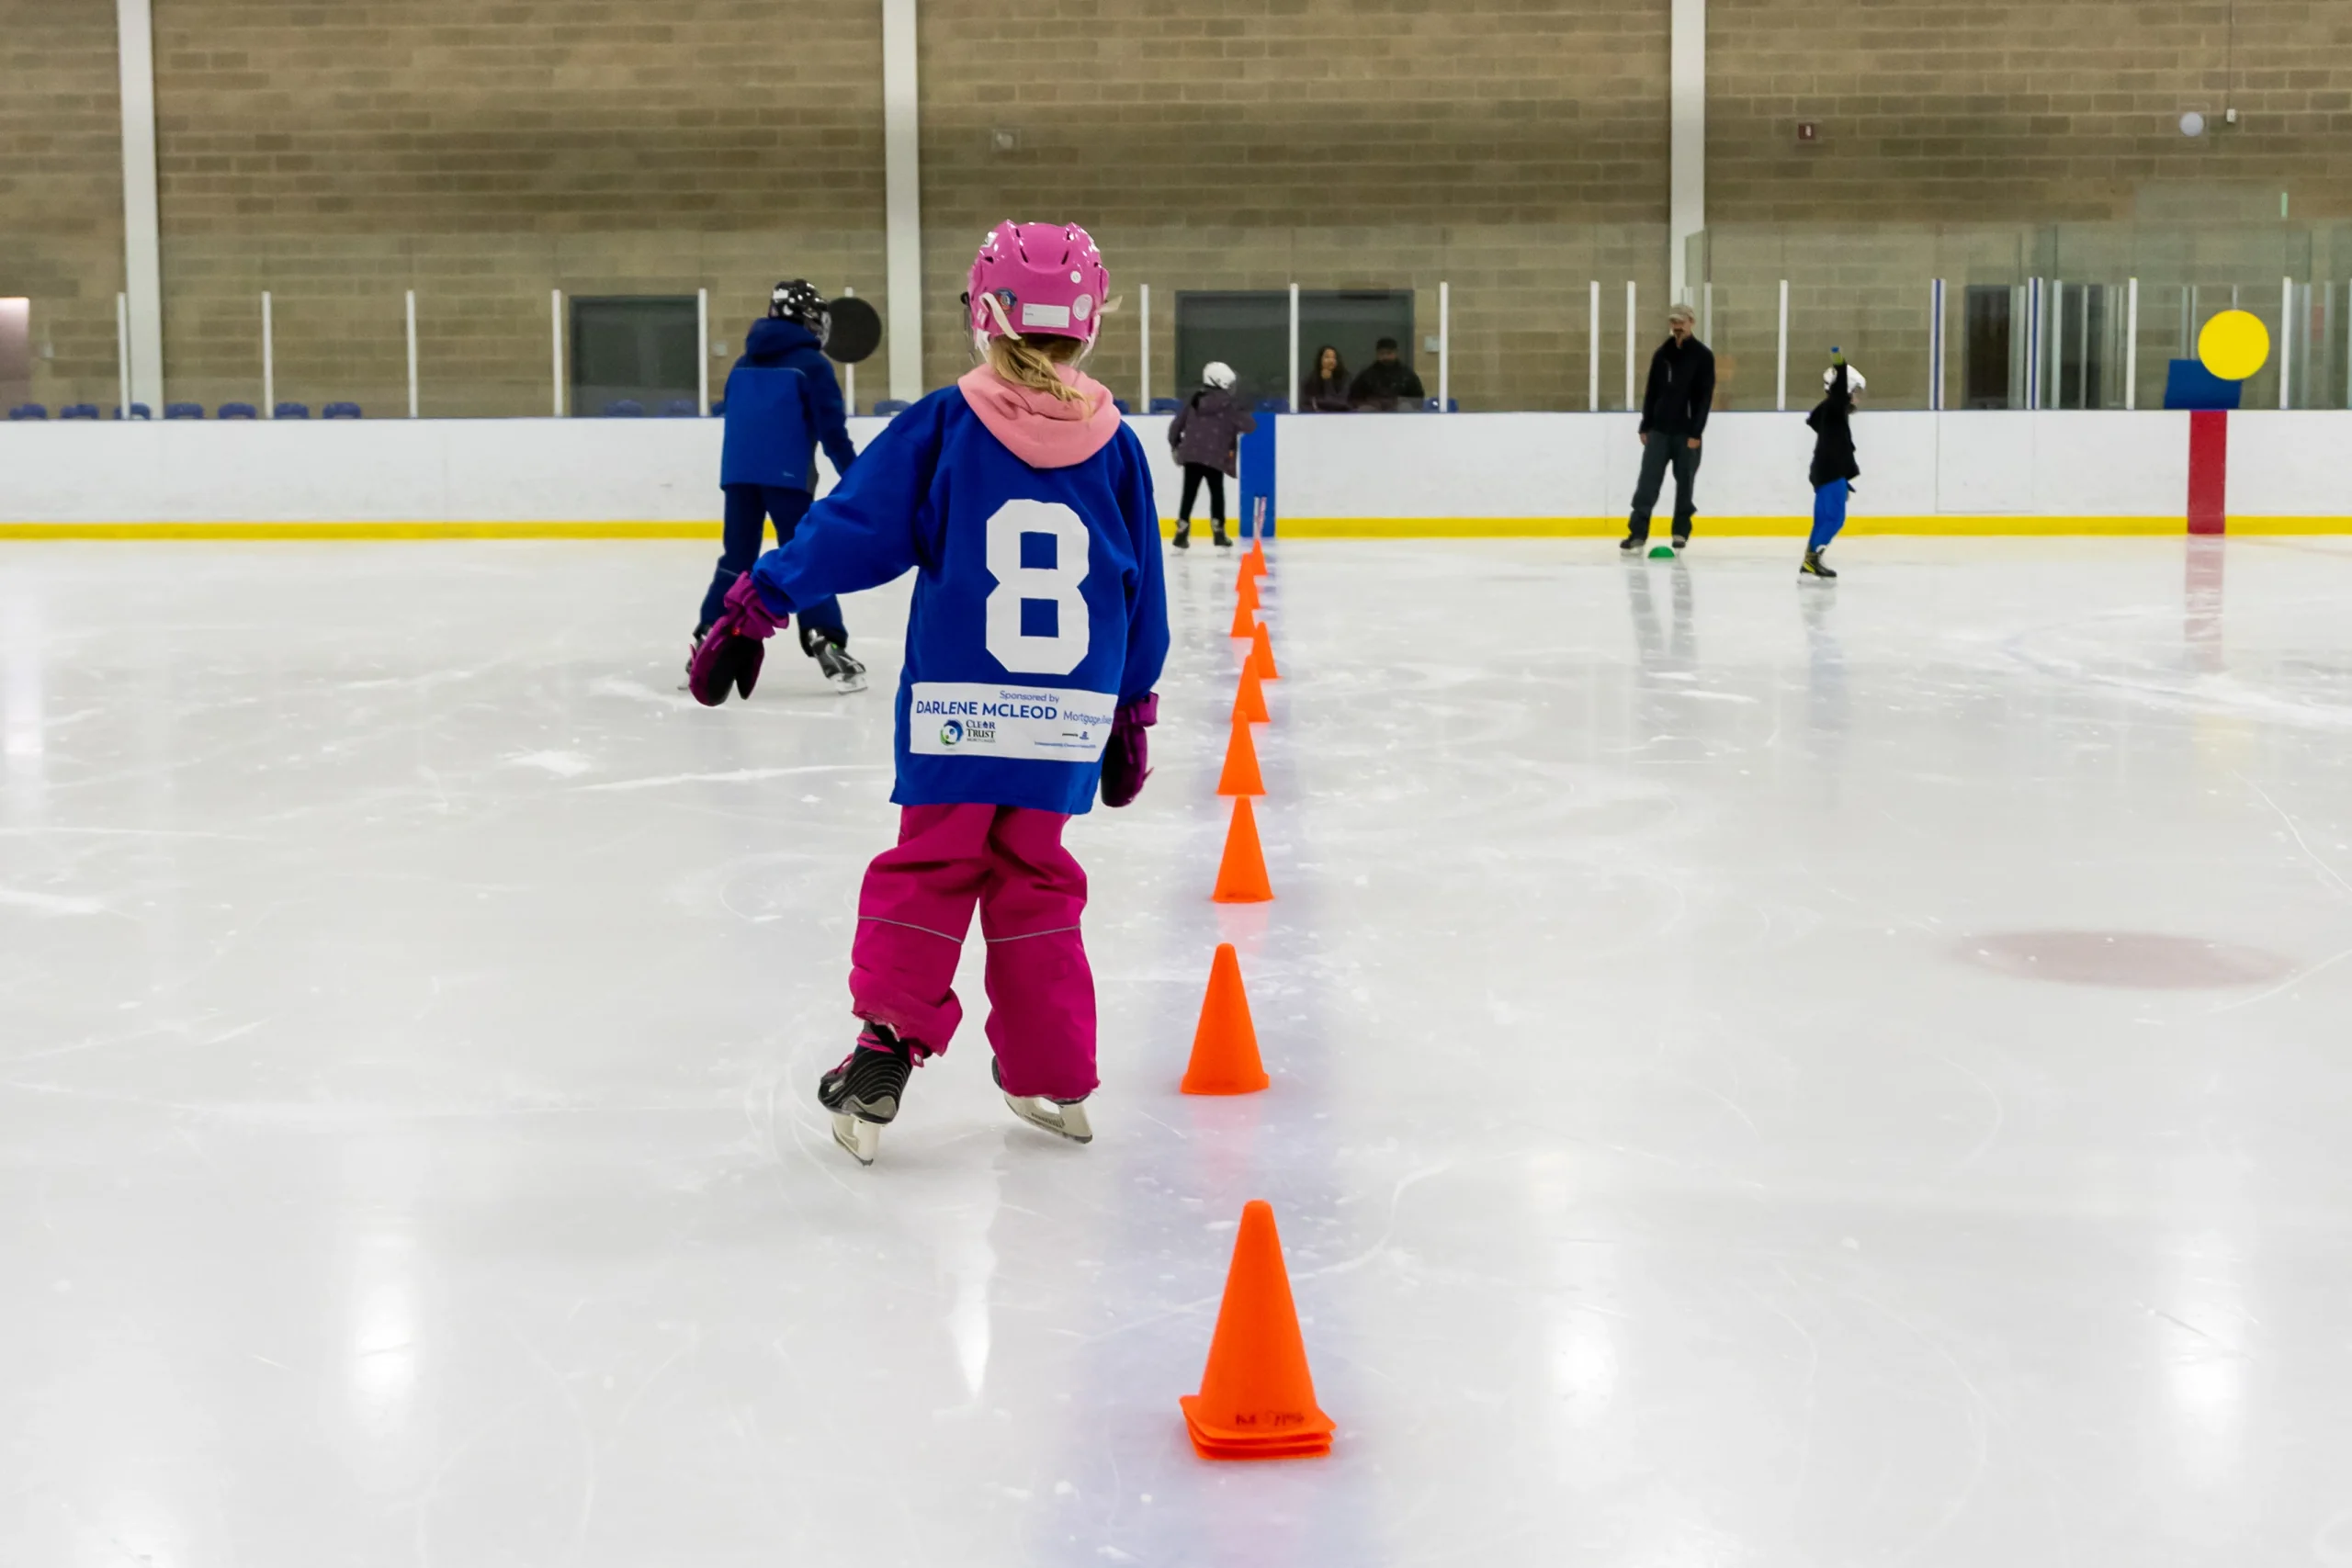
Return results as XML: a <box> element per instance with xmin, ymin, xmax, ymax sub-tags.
<box><xmin>1168</xmin><ymin>388</ymin><xmax>1256</xmax><ymax>476</ymax></box>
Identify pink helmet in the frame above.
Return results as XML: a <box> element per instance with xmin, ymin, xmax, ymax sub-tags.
<box><xmin>967</xmin><ymin>220</ymin><xmax>1109</xmax><ymax>346</ymax></box>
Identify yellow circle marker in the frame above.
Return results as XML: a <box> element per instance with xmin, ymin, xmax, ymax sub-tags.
<box><xmin>2198</xmin><ymin>310</ymin><xmax>2270</xmax><ymax>381</ymax></box>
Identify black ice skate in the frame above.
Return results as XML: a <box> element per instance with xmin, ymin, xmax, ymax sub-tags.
<box><xmin>801</xmin><ymin>627</ymin><xmax>868</xmax><ymax>694</ymax></box>
<box><xmin>1171</xmin><ymin>523</ymin><xmax>1192</xmax><ymax>550</ymax></box>
<box><xmin>1211</xmin><ymin>524</ymin><xmax>1232</xmax><ymax>548</ymax></box>
<box><xmin>1670</xmin><ymin>533</ymin><xmax>1690</xmax><ymax>552</ymax></box>
<box><xmin>991</xmin><ymin>1059</ymin><xmax>1092</xmax><ymax>1145</ymax></box>
<box><xmin>1619</xmin><ymin>532</ymin><xmax>1648</xmax><ymax>554</ymax></box>
<box><xmin>1800</xmin><ymin>550</ymin><xmax>1838</xmax><ymax>580</ymax></box>
<box><xmin>818</xmin><ymin>1023</ymin><xmax>916</xmax><ymax>1165</ymax></box>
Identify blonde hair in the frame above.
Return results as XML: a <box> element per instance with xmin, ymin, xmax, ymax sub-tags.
<box><xmin>987</xmin><ymin>333</ymin><xmax>1090</xmax><ymax>403</ymax></box>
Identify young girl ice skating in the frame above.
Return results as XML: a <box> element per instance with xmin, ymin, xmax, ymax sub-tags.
<box><xmin>688</xmin><ymin>220</ymin><xmax>1169</xmax><ymax>1165</ymax></box>
<box><xmin>1166</xmin><ymin>362</ymin><xmax>1254</xmax><ymax>549</ymax></box>
<box><xmin>1802</xmin><ymin>352</ymin><xmax>1863</xmax><ymax>580</ymax></box>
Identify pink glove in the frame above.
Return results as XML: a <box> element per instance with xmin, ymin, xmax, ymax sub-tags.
<box><xmin>689</xmin><ymin>572</ymin><xmax>787</xmax><ymax>706</ymax></box>
<box><xmin>1099</xmin><ymin>694</ymin><xmax>1157</xmax><ymax>808</ymax></box>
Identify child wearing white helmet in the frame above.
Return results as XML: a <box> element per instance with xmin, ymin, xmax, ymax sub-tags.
<box><xmin>686</xmin><ymin>220</ymin><xmax>1170</xmax><ymax>1165</ymax></box>
<box><xmin>1802</xmin><ymin>351</ymin><xmax>1865</xmax><ymax>580</ymax></box>
<box><xmin>1166</xmin><ymin>360</ymin><xmax>1255</xmax><ymax>548</ymax></box>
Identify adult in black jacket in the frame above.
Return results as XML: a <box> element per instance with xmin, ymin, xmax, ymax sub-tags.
<box><xmin>1347</xmin><ymin>338</ymin><xmax>1425</xmax><ymax>412</ymax></box>
<box><xmin>1621</xmin><ymin>304</ymin><xmax>1716</xmax><ymax>552</ymax></box>
<box><xmin>1801</xmin><ymin>355</ymin><xmax>1863</xmax><ymax>579</ymax></box>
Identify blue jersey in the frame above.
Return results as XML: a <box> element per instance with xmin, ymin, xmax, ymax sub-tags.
<box><xmin>719</xmin><ymin>319</ymin><xmax>859</xmax><ymax>491</ymax></box>
<box><xmin>749</xmin><ymin>385</ymin><xmax>1168</xmax><ymax>816</ymax></box>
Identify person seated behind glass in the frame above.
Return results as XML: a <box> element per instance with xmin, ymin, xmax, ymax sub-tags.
<box><xmin>1347</xmin><ymin>337</ymin><xmax>1426</xmax><ymax>412</ymax></box>
<box><xmin>1299</xmin><ymin>344</ymin><xmax>1351</xmax><ymax>412</ymax></box>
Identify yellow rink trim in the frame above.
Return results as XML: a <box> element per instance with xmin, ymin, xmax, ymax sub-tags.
<box><xmin>1272</xmin><ymin>514</ymin><xmax>2224</xmax><ymax>538</ymax></box>
<box><xmin>3</xmin><ymin>515</ymin><xmax>2347</xmax><ymax>541</ymax></box>
<box><xmin>0</xmin><ymin>520</ymin><xmax>720</xmax><ymax>540</ymax></box>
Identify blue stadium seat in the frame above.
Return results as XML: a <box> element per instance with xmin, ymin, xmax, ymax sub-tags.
<box><xmin>274</xmin><ymin>401</ymin><xmax>311</xmax><ymax>419</ymax></box>
<box><xmin>1113</xmin><ymin>398</ymin><xmax>1131</xmax><ymax>414</ymax></box>
<box><xmin>7</xmin><ymin>404</ymin><xmax>48</xmax><ymax>421</ymax></box>
<box><xmin>217</xmin><ymin>401</ymin><xmax>258</xmax><ymax>420</ymax></box>
<box><xmin>873</xmin><ymin>399</ymin><xmax>911</xmax><ymax>415</ymax></box>
<box><xmin>164</xmin><ymin>402</ymin><xmax>204</xmax><ymax>420</ymax></box>
<box><xmin>1422</xmin><ymin>397</ymin><xmax>1462</xmax><ymax>412</ymax></box>
<box><xmin>1148</xmin><ymin>397</ymin><xmax>1182</xmax><ymax>414</ymax></box>
<box><xmin>1253</xmin><ymin>397</ymin><xmax>1287</xmax><ymax>413</ymax></box>
<box><xmin>322</xmin><ymin>401</ymin><xmax>362</xmax><ymax>419</ymax></box>
<box><xmin>114</xmin><ymin>402</ymin><xmax>153</xmax><ymax>420</ymax></box>
<box><xmin>603</xmin><ymin>399</ymin><xmax>645</xmax><ymax>417</ymax></box>
<box><xmin>662</xmin><ymin>398</ymin><xmax>698</xmax><ymax>417</ymax></box>
<box><xmin>61</xmin><ymin>403</ymin><xmax>101</xmax><ymax>420</ymax></box>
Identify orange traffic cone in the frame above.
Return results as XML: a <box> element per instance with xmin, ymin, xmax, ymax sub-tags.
<box><xmin>1244</xmin><ymin>536</ymin><xmax>1269</xmax><ymax>579</ymax></box>
<box><xmin>1181</xmin><ymin>1201</ymin><xmax>1333</xmax><ymax>1460</ymax></box>
<box><xmin>1231</xmin><ymin>665</ymin><xmax>1270</xmax><ymax>725</ymax></box>
<box><xmin>1181</xmin><ymin>943</ymin><xmax>1270</xmax><ymax>1095</ymax></box>
<box><xmin>1227</xmin><ymin>592</ymin><xmax>1257</xmax><ymax>639</ymax></box>
<box><xmin>1247</xmin><ymin>622</ymin><xmax>1282</xmax><ymax>681</ymax></box>
<box><xmin>1216</xmin><ymin>716</ymin><xmax>1265</xmax><ymax>797</ymax></box>
<box><xmin>1212</xmin><ymin>796</ymin><xmax>1273</xmax><ymax>903</ymax></box>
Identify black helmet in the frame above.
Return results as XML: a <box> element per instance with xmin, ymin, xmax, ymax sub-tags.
<box><xmin>769</xmin><ymin>279</ymin><xmax>825</xmax><ymax>325</ymax></box>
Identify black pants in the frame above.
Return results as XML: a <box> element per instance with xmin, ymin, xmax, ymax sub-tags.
<box><xmin>1178</xmin><ymin>464</ymin><xmax>1227</xmax><ymax>528</ymax></box>
<box><xmin>698</xmin><ymin>483</ymin><xmax>845</xmax><ymax>643</ymax></box>
<box><xmin>1626</xmin><ymin>433</ymin><xmax>1702</xmax><ymax>539</ymax></box>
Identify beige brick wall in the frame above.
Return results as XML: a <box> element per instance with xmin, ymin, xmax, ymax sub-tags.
<box><xmin>915</xmin><ymin>0</ymin><xmax>1673</xmax><ymax>412</ymax></box>
<box><xmin>7</xmin><ymin>2</ymin><xmax>2350</xmax><ymax>419</ymax></box>
<box><xmin>1710</xmin><ymin>0</ymin><xmax>2352</xmax><ymax>226</ymax></box>
<box><xmin>149</xmin><ymin>0</ymin><xmax>888</xmax><ymax>416</ymax></box>
<box><xmin>0</xmin><ymin>4</ymin><xmax>126</xmax><ymax>412</ymax></box>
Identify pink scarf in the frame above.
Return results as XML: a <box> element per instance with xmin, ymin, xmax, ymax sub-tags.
<box><xmin>957</xmin><ymin>361</ymin><xmax>1122</xmax><ymax>469</ymax></box>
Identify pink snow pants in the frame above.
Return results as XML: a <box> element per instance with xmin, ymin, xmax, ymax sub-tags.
<box><xmin>849</xmin><ymin>802</ymin><xmax>1096</xmax><ymax>1100</ymax></box>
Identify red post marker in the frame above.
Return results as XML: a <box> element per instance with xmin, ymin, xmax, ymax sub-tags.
<box><xmin>2188</xmin><ymin>410</ymin><xmax>2227</xmax><ymax>536</ymax></box>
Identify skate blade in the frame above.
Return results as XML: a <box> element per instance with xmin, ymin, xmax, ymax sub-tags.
<box><xmin>827</xmin><ymin>673</ymin><xmax>868</xmax><ymax>695</ymax></box>
<box><xmin>1003</xmin><ymin>1093</ymin><xmax>1092</xmax><ymax>1144</ymax></box>
<box><xmin>830</xmin><ymin>1111</ymin><xmax>881</xmax><ymax>1166</ymax></box>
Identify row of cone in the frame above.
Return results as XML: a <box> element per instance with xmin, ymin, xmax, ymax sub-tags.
<box><xmin>1180</xmin><ymin>536</ymin><xmax>1333</xmax><ymax>1461</ymax></box>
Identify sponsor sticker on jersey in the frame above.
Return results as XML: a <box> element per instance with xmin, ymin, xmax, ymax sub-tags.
<box><xmin>910</xmin><ymin>682</ymin><xmax>1117</xmax><ymax>761</ymax></box>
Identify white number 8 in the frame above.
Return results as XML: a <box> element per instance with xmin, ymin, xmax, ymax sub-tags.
<box><xmin>984</xmin><ymin>499</ymin><xmax>1091</xmax><ymax>675</ymax></box>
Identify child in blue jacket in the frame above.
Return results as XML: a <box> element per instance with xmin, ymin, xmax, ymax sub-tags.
<box><xmin>688</xmin><ymin>221</ymin><xmax>1168</xmax><ymax>1167</ymax></box>
<box><xmin>694</xmin><ymin>280</ymin><xmax>867</xmax><ymax>691</ymax></box>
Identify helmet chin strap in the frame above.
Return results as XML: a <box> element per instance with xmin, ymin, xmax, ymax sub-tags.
<box><xmin>981</xmin><ymin>292</ymin><xmax>1023</xmax><ymax>342</ymax></box>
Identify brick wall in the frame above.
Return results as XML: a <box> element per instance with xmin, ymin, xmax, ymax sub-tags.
<box><xmin>1710</xmin><ymin>0</ymin><xmax>2352</xmax><ymax>226</ymax></box>
<box><xmin>8</xmin><ymin>2</ymin><xmax>2352</xmax><ymax>421</ymax></box>
<box><xmin>915</xmin><ymin>0</ymin><xmax>1673</xmax><ymax>412</ymax></box>
<box><xmin>148</xmin><ymin>0</ymin><xmax>888</xmax><ymax>417</ymax></box>
<box><xmin>0</xmin><ymin>5</ymin><xmax>125</xmax><ymax>412</ymax></box>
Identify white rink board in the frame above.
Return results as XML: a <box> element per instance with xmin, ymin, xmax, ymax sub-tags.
<box><xmin>0</xmin><ymin>407</ymin><xmax>2346</xmax><ymax>529</ymax></box>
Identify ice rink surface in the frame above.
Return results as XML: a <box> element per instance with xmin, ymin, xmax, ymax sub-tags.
<box><xmin>5</xmin><ymin>535</ymin><xmax>2352</xmax><ymax>1567</ymax></box>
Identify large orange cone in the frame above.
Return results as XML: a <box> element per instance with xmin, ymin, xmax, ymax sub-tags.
<box><xmin>1181</xmin><ymin>943</ymin><xmax>1270</xmax><ymax>1095</ymax></box>
<box><xmin>1231</xmin><ymin>665</ymin><xmax>1270</xmax><ymax>725</ymax></box>
<box><xmin>1227</xmin><ymin>593</ymin><xmax>1257</xmax><ymax>639</ymax></box>
<box><xmin>1212</xmin><ymin>796</ymin><xmax>1272</xmax><ymax>903</ymax></box>
<box><xmin>1181</xmin><ymin>1201</ymin><xmax>1333</xmax><ymax>1459</ymax></box>
<box><xmin>1247</xmin><ymin>622</ymin><xmax>1282</xmax><ymax>681</ymax></box>
<box><xmin>1216</xmin><ymin>716</ymin><xmax>1265</xmax><ymax>796</ymax></box>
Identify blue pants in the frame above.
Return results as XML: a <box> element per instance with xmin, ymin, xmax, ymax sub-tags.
<box><xmin>699</xmin><ymin>484</ymin><xmax>845</xmax><ymax>640</ymax></box>
<box><xmin>1808</xmin><ymin>479</ymin><xmax>1848</xmax><ymax>554</ymax></box>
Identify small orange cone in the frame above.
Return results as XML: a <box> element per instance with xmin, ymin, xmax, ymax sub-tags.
<box><xmin>1216</xmin><ymin>717</ymin><xmax>1265</xmax><ymax>797</ymax></box>
<box><xmin>1227</xmin><ymin>592</ymin><xmax>1257</xmax><ymax>639</ymax></box>
<box><xmin>1244</xmin><ymin>536</ymin><xmax>1269</xmax><ymax>578</ymax></box>
<box><xmin>1212</xmin><ymin>796</ymin><xmax>1273</xmax><ymax>903</ymax></box>
<box><xmin>1181</xmin><ymin>944</ymin><xmax>1270</xmax><ymax>1095</ymax></box>
<box><xmin>1247</xmin><ymin>622</ymin><xmax>1282</xmax><ymax>681</ymax></box>
<box><xmin>1231</xmin><ymin>665</ymin><xmax>1270</xmax><ymax>725</ymax></box>
<box><xmin>1181</xmin><ymin>1201</ymin><xmax>1333</xmax><ymax>1460</ymax></box>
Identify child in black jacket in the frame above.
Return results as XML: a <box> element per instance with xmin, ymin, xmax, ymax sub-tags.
<box><xmin>1802</xmin><ymin>352</ymin><xmax>1863</xmax><ymax>580</ymax></box>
